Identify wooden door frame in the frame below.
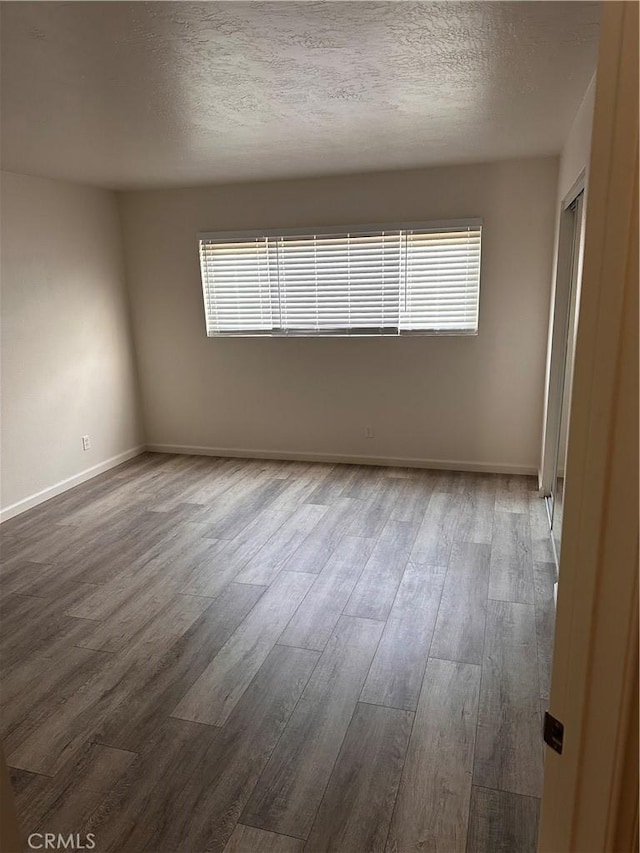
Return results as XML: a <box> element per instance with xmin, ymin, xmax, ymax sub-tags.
<box><xmin>538</xmin><ymin>2</ymin><xmax>639</xmax><ymax>851</ymax></box>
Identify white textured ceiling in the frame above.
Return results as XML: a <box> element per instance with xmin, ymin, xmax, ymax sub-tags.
<box><xmin>1</xmin><ymin>1</ymin><xmax>600</xmax><ymax>189</ymax></box>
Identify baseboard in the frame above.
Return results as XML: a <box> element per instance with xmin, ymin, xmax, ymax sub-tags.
<box><xmin>145</xmin><ymin>443</ymin><xmax>537</xmax><ymax>476</ymax></box>
<box><xmin>0</xmin><ymin>442</ymin><xmax>536</xmax><ymax>524</ymax></box>
<box><xmin>0</xmin><ymin>446</ymin><xmax>146</xmax><ymax>523</ymax></box>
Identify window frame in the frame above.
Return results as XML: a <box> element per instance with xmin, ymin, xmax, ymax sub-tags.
<box><xmin>197</xmin><ymin>218</ymin><xmax>482</xmax><ymax>338</ymax></box>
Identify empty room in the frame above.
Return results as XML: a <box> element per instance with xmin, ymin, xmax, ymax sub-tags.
<box><xmin>2</xmin><ymin>2</ymin><xmax>638</xmax><ymax>852</ymax></box>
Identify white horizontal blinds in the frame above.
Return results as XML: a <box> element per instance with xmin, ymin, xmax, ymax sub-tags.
<box><xmin>199</xmin><ymin>237</ymin><xmax>278</xmax><ymax>334</ymax></box>
<box><xmin>400</xmin><ymin>225</ymin><xmax>482</xmax><ymax>332</ymax></box>
<box><xmin>199</xmin><ymin>221</ymin><xmax>481</xmax><ymax>335</ymax></box>
<box><xmin>276</xmin><ymin>231</ymin><xmax>402</xmax><ymax>333</ymax></box>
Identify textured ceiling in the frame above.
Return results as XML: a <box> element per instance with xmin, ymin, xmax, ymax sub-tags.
<box><xmin>1</xmin><ymin>1</ymin><xmax>600</xmax><ymax>189</ymax></box>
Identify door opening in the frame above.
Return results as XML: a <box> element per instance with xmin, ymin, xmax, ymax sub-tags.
<box><xmin>540</xmin><ymin>183</ymin><xmax>587</xmax><ymax>571</ymax></box>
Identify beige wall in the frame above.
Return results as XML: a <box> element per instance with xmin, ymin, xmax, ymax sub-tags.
<box><xmin>120</xmin><ymin>157</ymin><xmax>558</xmax><ymax>473</ymax></box>
<box><xmin>558</xmin><ymin>75</ymin><xmax>596</xmax><ymax>201</ymax></box>
<box><xmin>1</xmin><ymin>171</ymin><xmax>143</xmax><ymax>517</ymax></box>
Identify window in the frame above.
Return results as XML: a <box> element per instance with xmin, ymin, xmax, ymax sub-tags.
<box><xmin>198</xmin><ymin>220</ymin><xmax>481</xmax><ymax>336</ymax></box>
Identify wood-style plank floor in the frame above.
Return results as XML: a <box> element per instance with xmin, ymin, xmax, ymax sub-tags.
<box><xmin>1</xmin><ymin>453</ymin><xmax>556</xmax><ymax>852</ymax></box>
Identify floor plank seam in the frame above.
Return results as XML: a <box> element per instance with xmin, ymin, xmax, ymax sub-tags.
<box><xmin>292</xmin><ymin>700</ymin><xmax>361</xmax><ymax>844</ymax></box>
<box><xmin>355</xmin><ymin>553</ymin><xmax>418</xmax><ymax>710</ymax></box>
<box><xmin>378</xmin><ymin>690</ymin><xmax>419</xmax><ymax>852</ymax></box>
<box><xmin>487</xmin><ymin>596</ymin><xmax>536</xmax><ymax>605</ymax></box>
<box><xmin>177</xmin><ymin>591</ymin><xmax>223</xmax><ymax>600</ymax></box>
<box><xmin>377</xmin><ymin>538</ymin><xmax>455</xmax><ymax>851</ymax></box>
<box><xmin>470</xmin><ymin>555</ymin><xmax>492</xmax><ymax>799</ymax></box>
<box><xmin>232</xmin><ymin>632</ymin><xmax>324</xmax><ymax>838</ymax></box>
<box><xmin>356</xmin><ymin>699</ymin><xmax>418</xmax><ymax>715</ymax></box>
<box><xmin>471</xmin><ymin>782</ymin><xmax>542</xmax><ymax>801</ymax></box>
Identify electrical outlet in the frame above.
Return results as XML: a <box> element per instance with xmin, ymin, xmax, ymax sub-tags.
<box><xmin>81</xmin><ymin>435</ymin><xmax>91</xmax><ymax>451</ymax></box>
<box><xmin>364</xmin><ymin>425</ymin><xmax>374</xmax><ymax>438</ymax></box>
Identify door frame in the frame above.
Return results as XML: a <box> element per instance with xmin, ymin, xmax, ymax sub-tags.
<box><xmin>537</xmin><ymin>2</ymin><xmax>639</xmax><ymax>851</ymax></box>
<box><xmin>539</xmin><ymin>174</ymin><xmax>586</xmax><ymax>503</ymax></box>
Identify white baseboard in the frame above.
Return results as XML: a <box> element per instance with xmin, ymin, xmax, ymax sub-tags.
<box><xmin>0</xmin><ymin>446</ymin><xmax>146</xmax><ymax>523</ymax></box>
<box><xmin>146</xmin><ymin>443</ymin><xmax>537</xmax><ymax>476</ymax></box>
<box><xmin>0</xmin><ymin>441</ymin><xmax>536</xmax><ymax>524</ymax></box>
